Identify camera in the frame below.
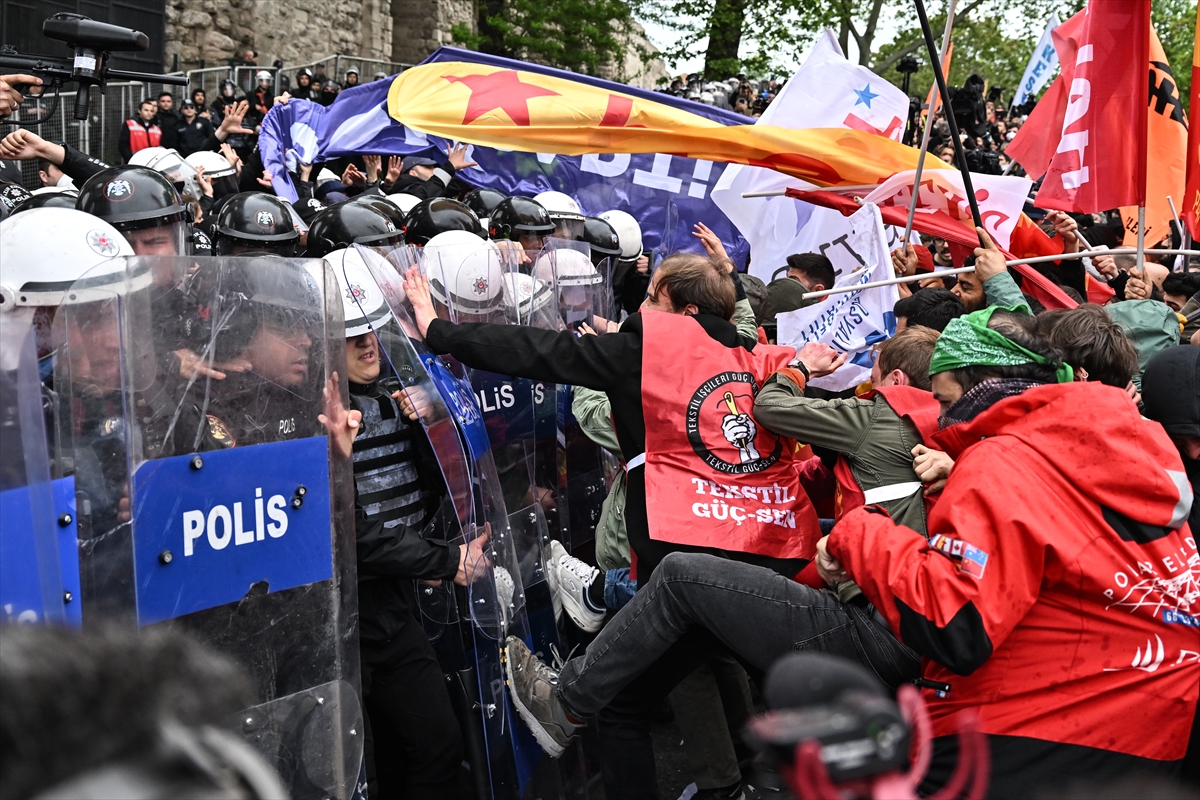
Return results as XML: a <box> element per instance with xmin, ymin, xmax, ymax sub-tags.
<box><xmin>1</xmin><ymin>13</ymin><xmax>186</xmax><ymax>123</ymax></box>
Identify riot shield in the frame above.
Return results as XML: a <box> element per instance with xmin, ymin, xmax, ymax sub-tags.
<box><xmin>54</xmin><ymin>256</ymin><xmax>363</xmax><ymax>800</ymax></box>
<box><xmin>532</xmin><ymin>241</ymin><xmax>613</xmax><ymax>557</ymax></box>
<box><xmin>0</xmin><ymin>316</ymin><xmax>64</xmax><ymax>624</ymax></box>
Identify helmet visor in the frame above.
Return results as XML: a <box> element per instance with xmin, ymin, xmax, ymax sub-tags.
<box><xmin>114</xmin><ymin>218</ymin><xmax>190</xmax><ymax>258</ymax></box>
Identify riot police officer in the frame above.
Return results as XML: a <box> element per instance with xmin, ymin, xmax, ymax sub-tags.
<box><xmin>462</xmin><ymin>187</ymin><xmax>507</xmax><ymax>226</ymax></box>
<box><xmin>76</xmin><ymin>165</ymin><xmax>192</xmax><ymax>256</ymax></box>
<box><xmin>487</xmin><ymin>196</ymin><xmax>556</xmax><ymax>259</ymax></box>
<box><xmin>305</xmin><ymin>199</ymin><xmax>405</xmax><ymax>258</ymax></box>
<box><xmin>210</xmin><ymin>192</ymin><xmax>301</xmax><ymax>256</ymax></box>
<box><xmin>404</xmin><ymin>198</ymin><xmax>485</xmax><ymax>246</ymax></box>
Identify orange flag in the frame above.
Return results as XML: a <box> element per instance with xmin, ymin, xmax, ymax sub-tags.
<box><xmin>1185</xmin><ymin>3</ymin><xmax>1200</xmax><ymax>240</ymax></box>
<box><xmin>1119</xmin><ymin>27</ymin><xmax>1188</xmax><ymax>247</ymax></box>
<box><xmin>386</xmin><ymin>62</ymin><xmax>952</xmax><ymax>190</ymax></box>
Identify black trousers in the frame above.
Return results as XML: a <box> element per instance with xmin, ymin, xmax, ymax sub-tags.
<box><xmin>360</xmin><ymin>608</ymin><xmax>468</xmax><ymax>800</ymax></box>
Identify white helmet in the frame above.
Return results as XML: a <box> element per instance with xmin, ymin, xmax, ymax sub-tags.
<box><xmin>255</xmin><ymin>70</ymin><xmax>273</xmax><ymax>84</ymax></box>
<box><xmin>326</xmin><ymin>248</ymin><xmax>394</xmax><ymax>337</ymax></box>
<box><xmin>0</xmin><ymin>209</ymin><xmax>134</xmax><ymax>311</ymax></box>
<box><xmin>501</xmin><ymin>272</ymin><xmax>554</xmax><ymax>321</ymax></box>
<box><xmin>129</xmin><ymin>147</ymin><xmax>200</xmax><ymax>198</ymax></box>
<box><xmin>533</xmin><ymin>191</ymin><xmax>582</xmax><ymax>215</ymax></box>
<box><xmin>598</xmin><ymin>209</ymin><xmax>643</xmax><ymax>260</ymax></box>
<box><xmin>185</xmin><ymin>149</ymin><xmax>237</xmax><ymax>180</ymax></box>
<box><xmin>385</xmin><ymin>193</ymin><xmax>422</xmax><ymax>215</ymax></box>
<box><xmin>532</xmin><ymin>247</ymin><xmax>602</xmax><ymax>287</ymax></box>
<box><xmin>423</xmin><ymin>230</ymin><xmax>505</xmax><ymax>317</ymax></box>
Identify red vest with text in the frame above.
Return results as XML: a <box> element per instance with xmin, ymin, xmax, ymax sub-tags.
<box><xmin>641</xmin><ymin>310</ymin><xmax>822</xmax><ymax>561</ymax></box>
<box><xmin>832</xmin><ymin>384</ymin><xmax>942</xmax><ymax>519</ymax></box>
<box><xmin>126</xmin><ymin>119</ymin><xmax>162</xmax><ymax>153</ymax></box>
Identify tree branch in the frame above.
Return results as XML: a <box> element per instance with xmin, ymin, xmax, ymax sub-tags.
<box><xmin>870</xmin><ymin>0</ymin><xmax>986</xmax><ymax>73</ymax></box>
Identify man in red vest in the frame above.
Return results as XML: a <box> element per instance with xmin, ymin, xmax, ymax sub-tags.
<box><xmin>399</xmin><ymin>255</ymin><xmax>921</xmax><ymax>796</ymax></box>
<box><xmin>118</xmin><ymin>99</ymin><xmax>161</xmax><ymax>164</ymax></box>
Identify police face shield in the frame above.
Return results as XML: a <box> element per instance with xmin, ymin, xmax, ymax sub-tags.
<box><xmin>148</xmin><ymin>149</ymin><xmax>202</xmax><ymax>199</ymax></box>
<box><xmin>422</xmin><ymin>237</ymin><xmax>508</xmax><ymax>326</ymax></box>
<box><xmin>114</xmin><ymin>216</ymin><xmax>190</xmax><ymax>258</ymax></box>
<box><xmin>549</xmin><ymin>212</ymin><xmax>586</xmax><ymax>243</ymax></box>
<box><xmin>55</xmin><ymin>255</ymin><xmax>363</xmax><ymax>799</ymax></box>
<box><xmin>0</xmin><ymin>316</ymin><xmax>66</xmax><ymax>624</ymax></box>
<box><xmin>532</xmin><ymin>239</ymin><xmax>612</xmax><ymax>333</ymax></box>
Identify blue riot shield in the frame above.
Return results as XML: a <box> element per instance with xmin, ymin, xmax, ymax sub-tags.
<box><xmin>0</xmin><ymin>317</ymin><xmax>65</xmax><ymax>624</ymax></box>
<box><xmin>54</xmin><ymin>256</ymin><xmax>363</xmax><ymax>799</ymax></box>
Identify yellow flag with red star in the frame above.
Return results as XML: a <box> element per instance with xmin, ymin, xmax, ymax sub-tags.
<box><xmin>386</xmin><ymin>62</ymin><xmax>952</xmax><ymax>189</ymax></box>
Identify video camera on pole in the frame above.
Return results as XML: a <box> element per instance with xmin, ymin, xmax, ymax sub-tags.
<box><xmin>0</xmin><ymin>13</ymin><xmax>188</xmax><ymax>124</ymax></box>
<box><xmin>744</xmin><ymin>652</ymin><xmax>990</xmax><ymax>800</ymax></box>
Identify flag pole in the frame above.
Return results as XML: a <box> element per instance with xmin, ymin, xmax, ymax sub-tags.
<box><xmin>912</xmin><ymin>0</ymin><xmax>983</xmax><ymax>236</ymax></box>
<box><xmin>903</xmin><ymin>0</ymin><xmax>959</xmax><ymax>243</ymax></box>
<box><xmin>1135</xmin><ymin>205</ymin><xmax>1147</xmax><ymax>276</ymax></box>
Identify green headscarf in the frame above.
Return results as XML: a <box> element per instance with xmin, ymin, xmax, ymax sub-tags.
<box><xmin>929</xmin><ymin>306</ymin><xmax>1074</xmax><ymax>383</ymax></box>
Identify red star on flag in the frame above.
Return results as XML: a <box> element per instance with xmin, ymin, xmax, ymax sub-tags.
<box><xmin>444</xmin><ymin>70</ymin><xmax>561</xmax><ymax>126</ymax></box>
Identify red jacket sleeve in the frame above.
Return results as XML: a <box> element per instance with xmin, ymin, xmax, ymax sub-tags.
<box><xmin>828</xmin><ymin>438</ymin><xmax>1046</xmax><ymax>675</ymax></box>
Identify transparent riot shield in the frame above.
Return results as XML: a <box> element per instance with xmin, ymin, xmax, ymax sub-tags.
<box><xmin>54</xmin><ymin>256</ymin><xmax>363</xmax><ymax>800</ymax></box>
<box><xmin>356</xmin><ymin>243</ymin><xmax>551</xmax><ymax>797</ymax></box>
<box><xmin>532</xmin><ymin>240</ymin><xmax>612</xmax><ymax>558</ymax></box>
<box><xmin>0</xmin><ymin>316</ymin><xmax>64</xmax><ymax>624</ymax></box>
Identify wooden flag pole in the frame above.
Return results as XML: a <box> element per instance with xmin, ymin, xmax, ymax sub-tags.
<box><xmin>912</xmin><ymin>0</ymin><xmax>983</xmax><ymax>235</ymax></box>
<box><xmin>903</xmin><ymin>0</ymin><xmax>959</xmax><ymax>243</ymax></box>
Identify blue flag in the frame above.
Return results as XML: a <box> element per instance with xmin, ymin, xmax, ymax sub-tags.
<box><xmin>260</xmin><ymin>47</ymin><xmax>750</xmax><ymax>264</ymax></box>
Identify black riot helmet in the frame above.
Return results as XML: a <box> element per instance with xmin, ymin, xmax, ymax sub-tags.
<box><xmin>306</xmin><ymin>200</ymin><xmax>405</xmax><ymax>258</ymax></box>
<box><xmin>582</xmin><ymin>216</ymin><xmax>622</xmax><ymax>265</ymax></box>
<box><xmin>212</xmin><ymin>192</ymin><xmax>301</xmax><ymax>256</ymax></box>
<box><xmin>13</xmin><ymin>190</ymin><xmax>79</xmax><ymax>213</ymax></box>
<box><xmin>77</xmin><ymin>165</ymin><xmax>189</xmax><ymax>227</ymax></box>
<box><xmin>404</xmin><ymin>197</ymin><xmax>484</xmax><ymax>246</ymax></box>
<box><xmin>186</xmin><ymin>256</ymin><xmax>323</xmax><ymax>365</ymax></box>
<box><xmin>462</xmin><ymin>187</ymin><xmax>508</xmax><ymax>220</ymax></box>
<box><xmin>347</xmin><ymin>193</ymin><xmax>407</xmax><ymax>231</ymax></box>
<box><xmin>487</xmin><ymin>196</ymin><xmax>555</xmax><ymax>242</ymax></box>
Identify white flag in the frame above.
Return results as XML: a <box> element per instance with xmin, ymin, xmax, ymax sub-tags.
<box><xmin>776</xmin><ymin>203</ymin><xmax>897</xmax><ymax>392</ymax></box>
<box><xmin>1013</xmin><ymin>15</ymin><xmax>1061</xmax><ymax>107</ymax></box>
<box><xmin>711</xmin><ymin>30</ymin><xmax>911</xmax><ymax>285</ymax></box>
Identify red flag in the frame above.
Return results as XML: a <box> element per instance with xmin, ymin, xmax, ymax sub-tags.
<box><xmin>1035</xmin><ymin>0</ymin><xmax>1151</xmax><ymax>213</ymax></box>
<box><xmin>786</xmin><ymin>189</ymin><xmax>1078</xmax><ymax>310</ymax></box>
<box><xmin>1185</xmin><ymin>2</ymin><xmax>1200</xmax><ymax>239</ymax></box>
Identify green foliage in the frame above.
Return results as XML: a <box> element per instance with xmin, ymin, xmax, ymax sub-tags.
<box><xmin>451</xmin><ymin>0</ymin><xmax>638</xmax><ymax>76</ymax></box>
<box><xmin>1152</xmin><ymin>0</ymin><xmax>1196</xmax><ymax>112</ymax></box>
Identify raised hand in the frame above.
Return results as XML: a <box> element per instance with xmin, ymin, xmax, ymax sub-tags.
<box><xmin>446</xmin><ymin>142</ymin><xmax>477</xmax><ymax>171</ymax></box>
<box><xmin>318</xmin><ymin>372</ymin><xmax>362</xmax><ymax>460</ymax></box>
<box><xmin>692</xmin><ymin>222</ymin><xmax>731</xmax><ymax>269</ymax></box>
<box><xmin>401</xmin><ymin>267</ymin><xmax>438</xmax><ymax>338</ymax></box>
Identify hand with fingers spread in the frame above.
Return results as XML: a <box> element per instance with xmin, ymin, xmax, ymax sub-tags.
<box><xmin>342</xmin><ymin>163</ymin><xmax>367</xmax><ymax>189</ymax></box>
<box><xmin>216</xmin><ymin>100</ymin><xmax>255</xmax><ymax>140</ymax></box>
<box><xmin>219</xmin><ymin>142</ymin><xmax>243</xmax><ymax>176</ymax></box>
<box><xmin>195</xmin><ymin>165</ymin><xmax>214</xmax><ymax>198</ymax></box>
<box><xmin>912</xmin><ymin>444</ymin><xmax>954</xmax><ymax>495</ymax></box>
<box><xmin>455</xmin><ymin>524</ymin><xmax>492</xmax><ymax>586</ymax></box>
<box><xmin>318</xmin><ymin>372</ymin><xmax>362</xmax><ymax>460</ymax></box>
<box><xmin>363</xmin><ymin>154</ymin><xmax>381</xmax><ymax>184</ymax></box>
<box><xmin>385</xmin><ymin>155</ymin><xmax>403</xmax><ymax>184</ymax></box>
<box><xmin>0</xmin><ymin>74</ymin><xmax>41</xmax><ymax>118</ymax></box>
<box><xmin>446</xmin><ymin>142</ymin><xmax>477</xmax><ymax>171</ymax></box>
<box><xmin>971</xmin><ymin>226</ymin><xmax>1008</xmax><ymax>283</ymax></box>
<box><xmin>401</xmin><ymin>267</ymin><xmax>438</xmax><ymax>338</ymax></box>
<box><xmin>794</xmin><ymin>342</ymin><xmax>846</xmax><ymax>378</ymax></box>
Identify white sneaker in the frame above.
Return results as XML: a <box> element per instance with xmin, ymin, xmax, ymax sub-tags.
<box><xmin>548</xmin><ymin>540</ymin><xmax>605</xmax><ymax>633</ymax></box>
<box><xmin>544</xmin><ymin>541</ymin><xmax>564</xmax><ymax>623</ymax></box>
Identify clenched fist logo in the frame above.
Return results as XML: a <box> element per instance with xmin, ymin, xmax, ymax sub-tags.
<box><xmin>720</xmin><ymin>391</ymin><xmax>760</xmax><ymax>463</ymax></box>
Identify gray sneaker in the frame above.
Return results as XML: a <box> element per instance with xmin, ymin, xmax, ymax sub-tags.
<box><xmin>503</xmin><ymin>636</ymin><xmax>576</xmax><ymax>757</ymax></box>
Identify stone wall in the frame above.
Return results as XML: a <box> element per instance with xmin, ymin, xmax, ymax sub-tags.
<box><xmin>390</xmin><ymin>0</ymin><xmax>474</xmax><ymax>65</ymax></box>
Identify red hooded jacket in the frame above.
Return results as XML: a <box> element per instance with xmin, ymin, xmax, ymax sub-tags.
<box><xmin>830</xmin><ymin>382</ymin><xmax>1198</xmax><ymax>761</ymax></box>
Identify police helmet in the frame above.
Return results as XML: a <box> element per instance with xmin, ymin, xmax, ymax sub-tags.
<box><xmin>0</xmin><ymin>208</ymin><xmax>134</xmax><ymax>311</ymax></box>
<box><xmin>582</xmin><ymin>216</ymin><xmax>622</xmax><ymax>261</ymax></box>
<box><xmin>404</xmin><ymin>197</ymin><xmax>484</xmax><ymax>246</ymax></box>
<box><xmin>306</xmin><ymin>200</ymin><xmax>404</xmax><ymax>258</ymax></box>
<box><xmin>487</xmin><ymin>196</ymin><xmax>555</xmax><ymax>241</ymax></box>
<box><xmin>385</xmin><ymin>193</ymin><xmax>422</xmax><ymax>216</ymax></box>
<box><xmin>533</xmin><ymin>191</ymin><xmax>581</xmax><ymax>215</ymax></box>
<box><xmin>255</xmin><ymin>70</ymin><xmax>273</xmax><ymax>84</ymax></box>
<box><xmin>128</xmin><ymin>147</ymin><xmax>201</xmax><ymax>198</ymax></box>
<box><xmin>326</xmin><ymin>247</ymin><xmax>394</xmax><ymax>337</ymax></box>
<box><xmin>13</xmin><ymin>189</ymin><xmax>79</xmax><ymax>213</ymax></box>
<box><xmin>501</xmin><ymin>272</ymin><xmax>554</xmax><ymax>322</ymax></box>
<box><xmin>77</xmin><ymin>165</ymin><xmax>189</xmax><ymax>228</ymax></box>
<box><xmin>186</xmin><ymin>257</ymin><xmax>322</xmax><ymax>363</ymax></box>
<box><xmin>533</xmin><ymin>247</ymin><xmax>603</xmax><ymax>287</ymax></box>
<box><xmin>348</xmin><ymin>193</ymin><xmax>407</xmax><ymax>231</ymax></box>
<box><xmin>424</xmin><ymin>230</ymin><xmax>505</xmax><ymax>317</ymax></box>
<box><xmin>184</xmin><ymin>149</ymin><xmax>237</xmax><ymax>181</ymax></box>
<box><xmin>211</xmin><ymin>192</ymin><xmax>301</xmax><ymax>256</ymax></box>
<box><xmin>462</xmin><ymin>187</ymin><xmax>508</xmax><ymax>220</ymax></box>
<box><xmin>599</xmin><ymin>209</ymin><xmax>643</xmax><ymax>260</ymax></box>
<box><xmin>0</xmin><ymin>183</ymin><xmax>31</xmax><ymax>215</ymax></box>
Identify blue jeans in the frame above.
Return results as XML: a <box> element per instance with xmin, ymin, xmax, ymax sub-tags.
<box><xmin>603</xmin><ymin>568</ymin><xmax>637</xmax><ymax>611</ymax></box>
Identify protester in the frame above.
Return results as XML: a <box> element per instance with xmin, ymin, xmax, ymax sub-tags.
<box><xmin>761</xmin><ymin>253</ymin><xmax>835</xmax><ymax>340</ymax></box>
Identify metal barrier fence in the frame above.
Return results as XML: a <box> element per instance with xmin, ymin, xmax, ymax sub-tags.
<box><xmin>2</xmin><ymin>54</ymin><xmax>414</xmax><ymax>190</ymax></box>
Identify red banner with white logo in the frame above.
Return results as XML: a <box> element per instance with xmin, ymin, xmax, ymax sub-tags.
<box><xmin>1035</xmin><ymin>0</ymin><xmax>1150</xmax><ymax>214</ymax></box>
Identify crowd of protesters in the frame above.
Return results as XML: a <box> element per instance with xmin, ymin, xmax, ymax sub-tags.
<box><xmin>0</xmin><ymin>49</ymin><xmax>1196</xmax><ymax>800</ymax></box>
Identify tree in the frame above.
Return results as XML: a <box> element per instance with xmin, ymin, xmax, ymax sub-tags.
<box><xmin>451</xmin><ymin>0</ymin><xmax>639</xmax><ymax>76</ymax></box>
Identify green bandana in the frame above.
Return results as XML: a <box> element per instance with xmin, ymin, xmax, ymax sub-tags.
<box><xmin>929</xmin><ymin>306</ymin><xmax>1074</xmax><ymax>383</ymax></box>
